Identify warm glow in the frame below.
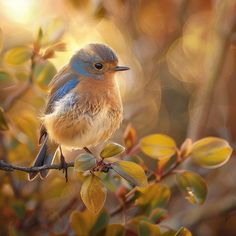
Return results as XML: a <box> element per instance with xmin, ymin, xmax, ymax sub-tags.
<box><xmin>1</xmin><ymin>0</ymin><xmax>35</xmax><ymax>24</ymax></box>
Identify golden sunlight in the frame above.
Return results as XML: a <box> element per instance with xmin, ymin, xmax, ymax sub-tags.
<box><xmin>1</xmin><ymin>0</ymin><xmax>35</xmax><ymax>24</ymax></box>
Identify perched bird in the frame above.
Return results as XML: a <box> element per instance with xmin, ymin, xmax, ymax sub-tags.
<box><xmin>29</xmin><ymin>43</ymin><xmax>129</xmax><ymax>180</ymax></box>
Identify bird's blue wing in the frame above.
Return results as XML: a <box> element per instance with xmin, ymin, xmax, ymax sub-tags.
<box><xmin>52</xmin><ymin>77</ymin><xmax>79</xmax><ymax>101</ymax></box>
<box><xmin>45</xmin><ymin>67</ymin><xmax>80</xmax><ymax>114</ymax></box>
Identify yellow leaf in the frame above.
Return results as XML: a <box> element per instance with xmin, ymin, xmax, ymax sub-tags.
<box><xmin>34</xmin><ymin>60</ymin><xmax>57</xmax><ymax>90</ymax></box>
<box><xmin>175</xmin><ymin>227</ymin><xmax>192</xmax><ymax>236</ymax></box>
<box><xmin>100</xmin><ymin>142</ymin><xmax>125</xmax><ymax>158</ymax></box>
<box><xmin>112</xmin><ymin>161</ymin><xmax>148</xmax><ymax>187</ymax></box>
<box><xmin>192</xmin><ymin>137</ymin><xmax>232</xmax><ymax>168</ymax></box>
<box><xmin>135</xmin><ymin>183</ymin><xmax>170</xmax><ymax>209</ymax></box>
<box><xmin>123</xmin><ymin>124</ymin><xmax>137</xmax><ymax>151</ymax></box>
<box><xmin>14</xmin><ymin>72</ymin><xmax>28</xmax><ymax>81</ymax></box>
<box><xmin>105</xmin><ymin>224</ymin><xmax>125</xmax><ymax>236</ymax></box>
<box><xmin>179</xmin><ymin>138</ymin><xmax>193</xmax><ymax>158</ymax></box>
<box><xmin>80</xmin><ymin>175</ymin><xmax>107</xmax><ymax>214</ymax></box>
<box><xmin>0</xmin><ymin>107</ymin><xmax>8</xmax><ymax>131</ymax></box>
<box><xmin>140</xmin><ymin>134</ymin><xmax>177</xmax><ymax>160</ymax></box>
<box><xmin>74</xmin><ymin>153</ymin><xmax>96</xmax><ymax>172</ymax></box>
<box><xmin>69</xmin><ymin>210</ymin><xmax>97</xmax><ymax>236</ymax></box>
<box><xmin>4</xmin><ymin>46</ymin><xmax>32</xmax><ymax>65</ymax></box>
<box><xmin>139</xmin><ymin>221</ymin><xmax>161</xmax><ymax>236</ymax></box>
<box><xmin>128</xmin><ymin>215</ymin><xmax>148</xmax><ymax>227</ymax></box>
<box><xmin>176</xmin><ymin>171</ymin><xmax>207</xmax><ymax>205</ymax></box>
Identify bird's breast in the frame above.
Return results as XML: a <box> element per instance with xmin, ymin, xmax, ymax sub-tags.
<box><xmin>42</xmin><ymin>87</ymin><xmax>123</xmax><ymax>149</ymax></box>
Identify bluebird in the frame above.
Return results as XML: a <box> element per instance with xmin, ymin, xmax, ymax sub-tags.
<box><xmin>29</xmin><ymin>43</ymin><xmax>129</xmax><ymax>180</ymax></box>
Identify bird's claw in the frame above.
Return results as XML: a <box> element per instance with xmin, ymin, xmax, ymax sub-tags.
<box><xmin>59</xmin><ymin>153</ymin><xmax>68</xmax><ymax>182</ymax></box>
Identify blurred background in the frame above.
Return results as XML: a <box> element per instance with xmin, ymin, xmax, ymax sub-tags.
<box><xmin>0</xmin><ymin>0</ymin><xmax>236</xmax><ymax>235</ymax></box>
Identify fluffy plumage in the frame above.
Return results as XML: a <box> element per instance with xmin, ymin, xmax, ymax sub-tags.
<box><xmin>29</xmin><ymin>43</ymin><xmax>129</xmax><ymax>180</ymax></box>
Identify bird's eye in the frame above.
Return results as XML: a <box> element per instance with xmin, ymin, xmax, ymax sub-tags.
<box><xmin>94</xmin><ymin>63</ymin><xmax>103</xmax><ymax>70</ymax></box>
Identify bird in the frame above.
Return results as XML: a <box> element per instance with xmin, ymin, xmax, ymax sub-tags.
<box><xmin>28</xmin><ymin>43</ymin><xmax>129</xmax><ymax>181</ymax></box>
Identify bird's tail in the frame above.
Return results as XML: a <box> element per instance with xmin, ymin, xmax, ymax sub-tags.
<box><xmin>28</xmin><ymin>135</ymin><xmax>58</xmax><ymax>180</ymax></box>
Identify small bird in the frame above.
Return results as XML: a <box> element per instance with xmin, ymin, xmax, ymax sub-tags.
<box><xmin>29</xmin><ymin>43</ymin><xmax>129</xmax><ymax>180</ymax></box>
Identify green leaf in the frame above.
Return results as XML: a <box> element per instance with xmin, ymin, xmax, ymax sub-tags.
<box><xmin>175</xmin><ymin>227</ymin><xmax>192</xmax><ymax>236</ymax></box>
<box><xmin>148</xmin><ymin>208</ymin><xmax>168</xmax><ymax>223</ymax></box>
<box><xmin>191</xmin><ymin>137</ymin><xmax>232</xmax><ymax>168</ymax></box>
<box><xmin>0</xmin><ymin>70</ymin><xmax>15</xmax><ymax>88</ymax></box>
<box><xmin>34</xmin><ymin>60</ymin><xmax>57</xmax><ymax>90</ymax></box>
<box><xmin>80</xmin><ymin>174</ymin><xmax>107</xmax><ymax>214</ymax></box>
<box><xmin>74</xmin><ymin>153</ymin><xmax>96</xmax><ymax>172</ymax></box>
<box><xmin>112</xmin><ymin>161</ymin><xmax>148</xmax><ymax>187</ymax></box>
<box><xmin>125</xmin><ymin>155</ymin><xmax>144</xmax><ymax>165</ymax></box>
<box><xmin>135</xmin><ymin>183</ymin><xmax>171</xmax><ymax>211</ymax></box>
<box><xmin>139</xmin><ymin>221</ymin><xmax>160</xmax><ymax>236</ymax></box>
<box><xmin>100</xmin><ymin>142</ymin><xmax>125</xmax><ymax>158</ymax></box>
<box><xmin>157</xmin><ymin>156</ymin><xmax>177</xmax><ymax>176</ymax></box>
<box><xmin>90</xmin><ymin>210</ymin><xmax>109</xmax><ymax>235</ymax></box>
<box><xmin>140</xmin><ymin>134</ymin><xmax>177</xmax><ymax>160</ymax></box>
<box><xmin>4</xmin><ymin>46</ymin><xmax>32</xmax><ymax>65</ymax></box>
<box><xmin>0</xmin><ymin>107</ymin><xmax>8</xmax><ymax>131</ymax></box>
<box><xmin>105</xmin><ymin>224</ymin><xmax>125</xmax><ymax>236</ymax></box>
<box><xmin>12</xmin><ymin>200</ymin><xmax>26</xmax><ymax>220</ymax></box>
<box><xmin>176</xmin><ymin>171</ymin><xmax>207</xmax><ymax>205</ymax></box>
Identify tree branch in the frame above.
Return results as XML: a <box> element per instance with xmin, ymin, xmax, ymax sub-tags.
<box><xmin>0</xmin><ymin>160</ymin><xmax>74</xmax><ymax>173</ymax></box>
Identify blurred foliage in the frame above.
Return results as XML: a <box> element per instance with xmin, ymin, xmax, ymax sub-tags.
<box><xmin>0</xmin><ymin>0</ymin><xmax>236</xmax><ymax>236</ymax></box>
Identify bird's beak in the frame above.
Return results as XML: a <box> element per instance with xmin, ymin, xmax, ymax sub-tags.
<box><xmin>114</xmin><ymin>66</ymin><xmax>130</xmax><ymax>71</ymax></box>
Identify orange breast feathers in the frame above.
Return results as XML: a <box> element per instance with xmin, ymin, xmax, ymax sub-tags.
<box><xmin>74</xmin><ymin>72</ymin><xmax>122</xmax><ymax>109</ymax></box>
<box><xmin>42</xmin><ymin>73</ymin><xmax>123</xmax><ymax>149</ymax></box>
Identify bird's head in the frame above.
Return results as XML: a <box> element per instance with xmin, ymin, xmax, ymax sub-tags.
<box><xmin>70</xmin><ymin>43</ymin><xmax>129</xmax><ymax>80</ymax></box>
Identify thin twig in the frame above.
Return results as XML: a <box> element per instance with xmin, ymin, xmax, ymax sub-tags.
<box><xmin>0</xmin><ymin>160</ymin><xmax>74</xmax><ymax>173</ymax></box>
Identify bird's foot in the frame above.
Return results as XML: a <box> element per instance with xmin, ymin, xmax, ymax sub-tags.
<box><xmin>59</xmin><ymin>147</ymin><xmax>68</xmax><ymax>182</ymax></box>
<box><xmin>59</xmin><ymin>157</ymin><xmax>68</xmax><ymax>182</ymax></box>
